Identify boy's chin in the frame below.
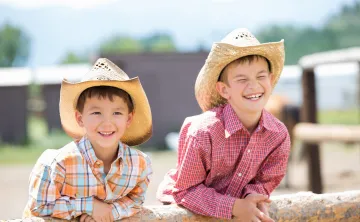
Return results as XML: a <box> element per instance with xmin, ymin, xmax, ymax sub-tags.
<box><xmin>244</xmin><ymin>106</ymin><xmax>264</xmax><ymax>114</ymax></box>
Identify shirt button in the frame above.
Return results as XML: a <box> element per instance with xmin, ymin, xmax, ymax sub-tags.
<box><xmin>247</xmin><ymin>149</ymin><xmax>251</xmax><ymax>153</ymax></box>
<box><xmin>238</xmin><ymin>173</ymin><xmax>242</xmax><ymax>177</ymax></box>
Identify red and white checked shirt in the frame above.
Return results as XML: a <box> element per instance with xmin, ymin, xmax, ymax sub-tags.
<box><xmin>156</xmin><ymin>104</ymin><xmax>290</xmax><ymax>219</ymax></box>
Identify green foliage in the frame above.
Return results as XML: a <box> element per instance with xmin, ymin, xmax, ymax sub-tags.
<box><xmin>0</xmin><ymin>22</ymin><xmax>30</xmax><ymax>67</ymax></box>
<box><xmin>99</xmin><ymin>33</ymin><xmax>176</xmax><ymax>55</ymax></box>
<box><xmin>256</xmin><ymin>1</ymin><xmax>360</xmax><ymax>65</ymax></box>
<box><xmin>141</xmin><ymin>33</ymin><xmax>176</xmax><ymax>52</ymax></box>
<box><xmin>318</xmin><ymin>109</ymin><xmax>360</xmax><ymax>125</ymax></box>
<box><xmin>60</xmin><ymin>51</ymin><xmax>88</xmax><ymax>64</ymax></box>
<box><xmin>100</xmin><ymin>36</ymin><xmax>144</xmax><ymax>54</ymax></box>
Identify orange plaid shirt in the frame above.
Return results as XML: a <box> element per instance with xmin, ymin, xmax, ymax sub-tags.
<box><xmin>23</xmin><ymin>137</ymin><xmax>152</xmax><ymax>220</ymax></box>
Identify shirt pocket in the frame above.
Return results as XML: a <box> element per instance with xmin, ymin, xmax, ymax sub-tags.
<box><xmin>61</xmin><ymin>182</ymin><xmax>77</xmax><ymax>198</ymax></box>
<box><xmin>62</xmin><ymin>173</ymin><xmax>99</xmax><ymax>198</ymax></box>
<box><xmin>110</xmin><ymin>167</ymin><xmax>139</xmax><ymax>199</ymax></box>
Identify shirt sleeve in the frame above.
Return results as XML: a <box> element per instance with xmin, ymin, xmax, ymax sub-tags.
<box><xmin>172</xmin><ymin>134</ymin><xmax>236</xmax><ymax>219</ymax></box>
<box><xmin>27</xmin><ymin>159</ymin><xmax>93</xmax><ymax>219</ymax></box>
<box><xmin>242</xmin><ymin>130</ymin><xmax>291</xmax><ymax>198</ymax></box>
<box><xmin>111</xmin><ymin>155</ymin><xmax>152</xmax><ymax>220</ymax></box>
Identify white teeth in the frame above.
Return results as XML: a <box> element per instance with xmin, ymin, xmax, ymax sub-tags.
<box><xmin>245</xmin><ymin>93</ymin><xmax>263</xmax><ymax>99</ymax></box>
<box><xmin>100</xmin><ymin>132</ymin><xmax>113</xmax><ymax>135</ymax></box>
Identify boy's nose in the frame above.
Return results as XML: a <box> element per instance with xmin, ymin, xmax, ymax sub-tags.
<box><xmin>101</xmin><ymin>116</ymin><xmax>114</xmax><ymax>126</ymax></box>
<box><xmin>248</xmin><ymin>79</ymin><xmax>260</xmax><ymax>89</ymax></box>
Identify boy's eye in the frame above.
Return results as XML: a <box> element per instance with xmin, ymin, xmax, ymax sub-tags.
<box><xmin>114</xmin><ymin>112</ymin><xmax>122</xmax><ymax>115</ymax></box>
<box><xmin>258</xmin><ymin>75</ymin><xmax>266</xmax><ymax>79</ymax></box>
<box><xmin>237</xmin><ymin>79</ymin><xmax>247</xmax><ymax>82</ymax></box>
<box><xmin>91</xmin><ymin>112</ymin><xmax>101</xmax><ymax>115</ymax></box>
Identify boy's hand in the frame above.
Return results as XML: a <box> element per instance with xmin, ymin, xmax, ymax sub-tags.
<box><xmin>245</xmin><ymin>193</ymin><xmax>271</xmax><ymax>217</ymax></box>
<box><xmin>258</xmin><ymin>202</ymin><xmax>270</xmax><ymax>217</ymax></box>
<box><xmin>92</xmin><ymin>198</ymin><xmax>114</xmax><ymax>222</ymax></box>
<box><xmin>232</xmin><ymin>194</ymin><xmax>273</xmax><ymax>222</ymax></box>
<box><xmin>80</xmin><ymin>214</ymin><xmax>95</xmax><ymax>222</ymax></box>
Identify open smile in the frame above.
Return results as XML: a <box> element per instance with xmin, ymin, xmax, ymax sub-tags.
<box><xmin>98</xmin><ymin>131</ymin><xmax>115</xmax><ymax>137</ymax></box>
<box><xmin>243</xmin><ymin>93</ymin><xmax>264</xmax><ymax>101</ymax></box>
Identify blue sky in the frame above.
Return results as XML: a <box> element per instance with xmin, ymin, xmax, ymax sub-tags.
<box><xmin>0</xmin><ymin>0</ymin><xmax>358</xmax><ymax>67</ymax></box>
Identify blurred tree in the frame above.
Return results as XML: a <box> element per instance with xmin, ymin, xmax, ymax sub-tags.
<box><xmin>325</xmin><ymin>1</ymin><xmax>360</xmax><ymax>48</ymax></box>
<box><xmin>60</xmin><ymin>51</ymin><xmax>88</xmax><ymax>64</ymax></box>
<box><xmin>0</xmin><ymin>23</ymin><xmax>30</xmax><ymax>67</ymax></box>
<box><xmin>256</xmin><ymin>1</ymin><xmax>360</xmax><ymax>65</ymax></box>
<box><xmin>99</xmin><ymin>36</ymin><xmax>144</xmax><ymax>54</ymax></box>
<box><xmin>141</xmin><ymin>33</ymin><xmax>176</xmax><ymax>52</ymax></box>
<box><xmin>257</xmin><ymin>26</ymin><xmax>338</xmax><ymax>65</ymax></box>
<box><xmin>99</xmin><ymin>33</ymin><xmax>177</xmax><ymax>54</ymax></box>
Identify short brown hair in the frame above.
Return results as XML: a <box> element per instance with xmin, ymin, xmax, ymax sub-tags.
<box><xmin>76</xmin><ymin>86</ymin><xmax>134</xmax><ymax>113</ymax></box>
<box><xmin>218</xmin><ymin>55</ymin><xmax>271</xmax><ymax>85</ymax></box>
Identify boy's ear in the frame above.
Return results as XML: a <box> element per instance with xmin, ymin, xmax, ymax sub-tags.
<box><xmin>126</xmin><ymin>112</ymin><xmax>134</xmax><ymax>128</ymax></box>
<box><xmin>269</xmin><ymin>72</ymin><xmax>275</xmax><ymax>85</ymax></box>
<box><xmin>75</xmin><ymin>111</ymin><xmax>84</xmax><ymax>127</ymax></box>
<box><xmin>215</xmin><ymin>81</ymin><xmax>230</xmax><ymax>100</ymax></box>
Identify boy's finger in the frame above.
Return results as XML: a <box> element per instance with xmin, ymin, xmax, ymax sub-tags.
<box><xmin>80</xmin><ymin>214</ymin><xmax>88</xmax><ymax>222</ymax></box>
<box><xmin>261</xmin><ymin>213</ymin><xmax>275</xmax><ymax>222</ymax></box>
<box><xmin>109</xmin><ymin>212</ymin><xmax>114</xmax><ymax>222</ymax></box>
<box><xmin>249</xmin><ymin>194</ymin><xmax>269</xmax><ymax>203</ymax></box>
<box><xmin>256</xmin><ymin>209</ymin><xmax>274</xmax><ymax>222</ymax></box>
<box><xmin>107</xmin><ymin>213</ymin><xmax>113</xmax><ymax>222</ymax></box>
<box><xmin>85</xmin><ymin>215</ymin><xmax>93</xmax><ymax>222</ymax></box>
<box><xmin>263</xmin><ymin>198</ymin><xmax>271</xmax><ymax>203</ymax></box>
<box><xmin>258</xmin><ymin>202</ymin><xmax>269</xmax><ymax>215</ymax></box>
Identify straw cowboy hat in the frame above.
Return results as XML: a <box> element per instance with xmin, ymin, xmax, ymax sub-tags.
<box><xmin>195</xmin><ymin>28</ymin><xmax>285</xmax><ymax>111</ymax></box>
<box><xmin>60</xmin><ymin>58</ymin><xmax>152</xmax><ymax>146</ymax></box>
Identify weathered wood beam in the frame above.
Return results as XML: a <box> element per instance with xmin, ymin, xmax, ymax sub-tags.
<box><xmin>21</xmin><ymin>191</ymin><xmax>360</xmax><ymax>222</ymax></box>
<box><xmin>299</xmin><ymin>47</ymin><xmax>360</xmax><ymax>69</ymax></box>
<box><xmin>294</xmin><ymin>123</ymin><xmax>360</xmax><ymax>143</ymax></box>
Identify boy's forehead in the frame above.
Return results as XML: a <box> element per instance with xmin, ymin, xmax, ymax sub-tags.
<box><xmin>84</xmin><ymin>95</ymin><xmax>126</xmax><ymax>106</ymax></box>
<box><xmin>226</xmin><ymin>57</ymin><xmax>269</xmax><ymax>74</ymax></box>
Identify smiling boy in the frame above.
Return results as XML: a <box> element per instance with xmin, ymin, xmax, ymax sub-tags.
<box><xmin>157</xmin><ymin>28</ymin><xmax>290</xmax><ymax>222</ymax></box>
<box><xmin>24</xmin><ymin>58</ymin><xmax>153</xmax><ymax>222</ymax></box>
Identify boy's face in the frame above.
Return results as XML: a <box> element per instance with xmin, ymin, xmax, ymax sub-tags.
<box><xmin>216</xmin><ymin>57</ymin><xmax>274</xmax><ymax>116</ymax></box>
<box><xmin>75</xmin><ymin>95</ymin><xmax>133</xmax><ymax>152</ymax></box>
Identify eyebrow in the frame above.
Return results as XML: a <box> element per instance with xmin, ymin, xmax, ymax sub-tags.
<box><xmin>233</xmin><ymin>70</ymin><xmax>268</xmax><ymax>78</ymax></box>
<box><xmin>233</xmin><ymin>74</ymin><xmax>248</xmax><ymax>78</ymax></box>
<box><xmin>88</xmin><ymin>106</ymin><xmax>126</xmax><ymax>111</ymax></box>
<box><xmin>257</xmin><ymin>70</ymin><xmax>269</xmax><ymax>74</ymax></box>
<box><xmin>88</xmin><ymin>106</ymin><xmax>101</xmax><ymax>110</ymax></box>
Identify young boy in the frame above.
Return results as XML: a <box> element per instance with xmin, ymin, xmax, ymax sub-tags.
<box><xmin>157</xmin><ymin>28</ymin><xmax>290</xmax><ymax>222</ymax></box>
<box><xmin>23</xmin><ymin>58</ymin><xmax>153</xmax><ymax>221</ymax></box>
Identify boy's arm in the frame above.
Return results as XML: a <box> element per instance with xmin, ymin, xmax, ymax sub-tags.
<box><xmin>242</xmin><ymin>131</ymin><xmax>291</xmax><ymax>198</ymax></box>
<box><xmin>172</xmin><ymin>135</ymin><xmax>236</xmax><ymax>219</ymax></box>
<box><xmin>110</xmin><ymin>155</ymin><xmax>152</xmax><ymax>220</ymax></box>
<box><xmin>27</xmin><ymin>161</ymin><xmax>93</xmax><ymax>219</ymax></box>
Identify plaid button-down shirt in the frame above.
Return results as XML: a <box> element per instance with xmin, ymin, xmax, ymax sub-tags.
<box><xmin>157</xmin><ymin>104</ymin><xmax>290</xmax><ymax>219</ymax></box>
<box><xmin>24</xmin><ymin>137</ymin><xmax>152</xmax><ymax>220</ymax></box>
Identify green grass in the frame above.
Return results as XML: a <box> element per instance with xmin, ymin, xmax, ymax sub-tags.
<box><xmin>0</xmin><ymin>116</ymin><xmax>71</xmax><ymax>165</ymax></box>
<box><xmin>318</xmin><ymin>109</ymin><xmax>360</xmax><ymax>125</ymax></box>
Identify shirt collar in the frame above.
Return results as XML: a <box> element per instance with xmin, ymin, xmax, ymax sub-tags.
<box><xmin>259</xmin><ymin>109</ymin><xmax>280</xmax><ymax>133</ymax></box>
<box><xmin>223</xmin><ymin>104</ymin><xmax>244</xmax><ymax>138</ymax></box>
<box><xmin>76</xmin><ymin>136</ymin><xmax>125</xmax><ymax>167</ymax></box>
<box><xmin>223</xmin><ymin>104</ymin><xmax>280</xmax><ymax>138</ymax></box>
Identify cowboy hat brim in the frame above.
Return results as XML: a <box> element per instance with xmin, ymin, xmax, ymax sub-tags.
<box><xmin>195</xmin><ymin>40</ymin><xmax>285</xmax><ymax>112</ymax></box>
<box><xmin>60</xmin><ymin>77</ymin><xmax>152</xmax><ymax>146</ymax></box>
